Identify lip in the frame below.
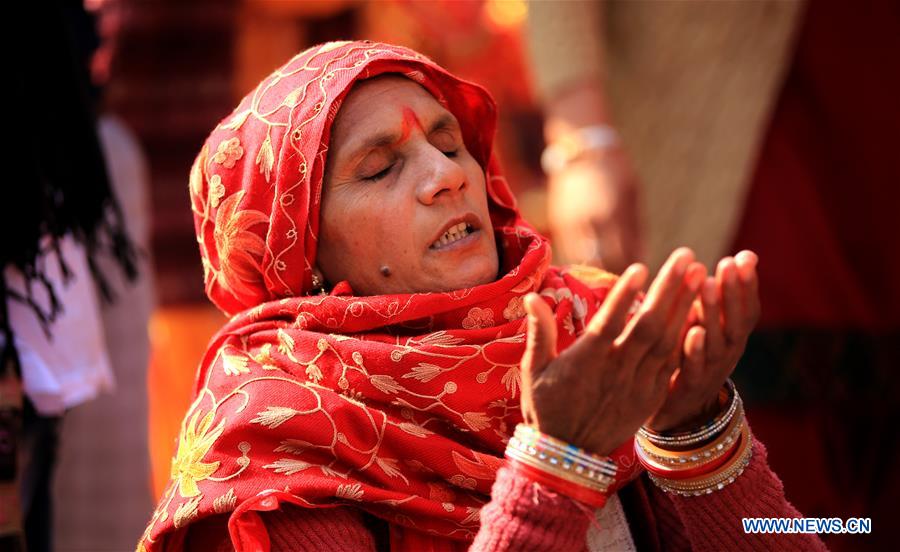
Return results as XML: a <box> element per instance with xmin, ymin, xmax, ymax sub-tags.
<box><xmin>427</xmin><ymin>212</ymin><xmax>482</xmax><ymax>251</ymax></box>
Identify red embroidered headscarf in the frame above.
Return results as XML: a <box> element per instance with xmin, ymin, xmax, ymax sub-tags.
<box><xmin>141</xmin><ymin>41</ymin><xmax>640</xmax><ymax>552</ymax></box>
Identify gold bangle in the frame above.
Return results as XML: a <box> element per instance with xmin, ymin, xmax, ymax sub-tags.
<box><xmin>636</xmin><ymin>411</ymin><xmax>744</xmax><ymax>470</ymax></box>
<box><xmin>649</xmin><ymin>424</ymin><xmax>753</xmax><ymax>496</ymax></box>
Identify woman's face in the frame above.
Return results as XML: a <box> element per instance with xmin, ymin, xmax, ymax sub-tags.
<box><xmin>317</xmin><ymin>76</ymin><xmax>499</xmax><ymax>295</ymax></box>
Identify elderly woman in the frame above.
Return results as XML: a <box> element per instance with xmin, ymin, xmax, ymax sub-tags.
<box><xmin>140</xmin><ymin>42</ymin><xmax>825</xmax><ymax>551</ymax></box>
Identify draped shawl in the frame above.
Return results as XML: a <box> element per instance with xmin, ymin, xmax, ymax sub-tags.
<box><xmin>141</xmin><ymin>41</ymin><xmax>640</xmax><ymax>552</ymax></box>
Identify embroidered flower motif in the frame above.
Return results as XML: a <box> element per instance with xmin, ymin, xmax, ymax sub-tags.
<box><xmin>462</xmin><ymin>307</ymin><xmax>494</xmax><ymax>330</ymax></box>
<box><xmin>170</xmin><ymin>409</ymin><xmax>225</xmax><ymax>498</ymax></box>
<box><xmin>502</xmin><ymin>296</ymin><xmax>526</xmax><ymax>321</ymax></box>
<box><xmin>208</xmin><ymin>175</ymin><xmax>225</xmax><ymax>208</ymax></box>
<box><xmin>212</xmin><ymin>137</ymin><xmax>244</xmax><ymax>168</ymax></box>
<box><xmin>212</xmin><ymin>191</ymin><xmax>268</xmax><ymax>301</ymax></box>
<box><xmin>572</xmin><ymin>294</ymin><xmax>588</xmax><ymax>321</ymax></box>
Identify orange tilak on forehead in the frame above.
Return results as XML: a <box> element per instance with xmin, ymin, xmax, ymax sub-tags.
<box><xmin>397</xmin><ymin>106</ymin><xmax>424</xmax><ymax>145</ymax></box>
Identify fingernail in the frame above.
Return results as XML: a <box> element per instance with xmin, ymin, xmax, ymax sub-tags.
<box><xmin>702</xmin><ymin>278</ymin><xmax>717</xmax><ymax>304</ymax></box>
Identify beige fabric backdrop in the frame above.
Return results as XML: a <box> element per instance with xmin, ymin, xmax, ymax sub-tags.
<box><xmin>527</xmin><ymin>0</ymin><xmax>805</xmax><ymax>270</ymax></box>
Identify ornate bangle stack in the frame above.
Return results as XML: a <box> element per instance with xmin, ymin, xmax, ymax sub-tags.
<box><xmin>636</xmin><ymin>380</ymin><xmax>753</xmax><ymax>496</ymax></box>
<box><xmin>505</xmin><ymin>424</ymin><xmax>617</xmax><ymax>507</ymax></box>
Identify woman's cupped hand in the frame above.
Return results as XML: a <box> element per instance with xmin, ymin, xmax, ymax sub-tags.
<box><xmin>519</xmin><ymin>247</ymin><xmax>759</xmax><ymax>456</ymax></box>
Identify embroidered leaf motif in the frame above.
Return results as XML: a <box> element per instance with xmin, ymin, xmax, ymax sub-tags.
<box><xmin>222</xmin><ymin>353</ymin><xmax>250</xmax><ymax>376</ymax></box>
<box><xmin>274</xmin><ymin>439</ymin><xmax>314</xmax><ymax>455</ymax></box>
<box><xmin>256</xmin><ymin>133</ymin><xmax>275</xmax><ymax>182</ymax></box>
<box><xmin>370</xmin><ymin>374</ymin><xmax>403</xmax><ymax>395</ymax></box>
<box><xmin>173</xmin><ymin>496</ymin><xmax>202</xmax><ymax>528</ymax></box>
<box><xmin>402</xmin><ymin>363</ymin><xmax>443</xmax><ymax>382</ymax></box>
<box><xmin>501</xmin><ymin>366</ymin><xmax>520</xmax><ymax>397</ymax></box>
<box><xmin>396</xmin><ymin>422</ymin><xmax>431</xmax><ymax>438</ymax></box>
<box><xmin>320</xmin><ymin>465</ymin><xmax>349</xmax><ymax>479</ymax></box>
<box><xmin>222</xmin><ymin>109</ymin><xmax>251</xmax><ymax>131</ymax></box>
<box><xmin>335</xmin><ymin>483</ymin><xmax>364</xmax><ymax>501</ymax></box>
<box><xmin>462</xmin><ymin>506</ymin><xmax>482</xmax><ymax>525</ymax></box>
<box><xmin>376</xmin><ymin>458</ymin><xmax>409</xmax><ymax>485</ymax></box>
<box><xmin>263</xmin><ymin>458</ymin><xmax>312</xmax><ymax>476</ymax></box>
<box><xmin>213</xmin><ymin>488</ymin><xmax>237</xmax><ymax>514</ymax></box>
<box><xmin>417</xmin><ymin>331</ymin><xmax>464</xmax><ymax>346</ymax></box>
<box><xmin>277</xmin><ymin>329</ymin><xmax>295</xmax><ymax>355</ymax></box>
<box><xmin>250</xmin><ymin>406</ymin><xmax>298</xmax><ymax>429</ymax></box>
<box><xmin>461</xmin><ymin>412</ymin><xmax>491</xmax><ymax>432</ymax></box>
<box><xmin>305</xmin><ymin>363</ymin><xmax>323</xmax><ymax>383</ymax></box>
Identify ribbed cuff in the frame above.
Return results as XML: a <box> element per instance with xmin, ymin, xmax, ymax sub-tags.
<box><xmin>471</xmin><ymin>466</ymin><xmax>593</xmax><ymax>551</ymax></box>
<box><xmin>668</xmin><ymin>438</ymin><xmax>827</xmax><ymax>552</ymax></box>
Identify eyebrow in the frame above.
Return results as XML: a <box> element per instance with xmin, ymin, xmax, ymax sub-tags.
<box><xmin>343</xmin><ymin>112</ymin><xmax>461</xmax><ymax>162</ymax></box>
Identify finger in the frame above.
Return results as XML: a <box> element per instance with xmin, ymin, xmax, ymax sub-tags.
<box><xmin>644</xmin><ymin>262</ymin><xmax>706</xmax><ymax>365</ymax></box>
<box><xmin>734</xmin><ymin>250</ymin><xmax>761</xmax><ymax>328</ymax></box>
<box><xmin>699</xmin><ymin>276</ymin><xmax>725</xmax><ymax>363</ymax></box>
<box><xmin>521</xmin><ymin>293</ymin><xmax>558</xmax><ymax>383</ymax></box>
<box><xmin>718</xmin><ymin>257</ymin><xmax>743</xmax><ymax>345</ymax></box>
<box><xmin>621</xmin><ymin>247</ymin><xmax>694</xmax><ymax>349</ymax></box>
<box><xmin>675</xmin><ymin>325</ymin><xmax>707</xmax><ymax>388</ymax></box>
<box><xmin>584</xmin><ymin>263</ymin><xmax>648</xmax><ymax>346</ymax></box>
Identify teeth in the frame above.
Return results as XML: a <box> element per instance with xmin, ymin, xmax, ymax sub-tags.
<box><xmin>432</xmin><ymin>223</ymin><xmax>472</xmax><ymax>249</ymax></box>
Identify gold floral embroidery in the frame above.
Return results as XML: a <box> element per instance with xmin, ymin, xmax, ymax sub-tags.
<box><xmin>208</xmin><ymin>175</ymin><xmax>225</xmax><ymax>208</ymax></box>
<box><xmin>462</xmin><ymin>307</ymin><xmax>494</xmax><ymax>330</ymax></box>
<box><xmin>502</xmin><ymin>296</ymin><xmax>525</xmax><ymax>321</ymax></box>
<box><xmin>212</xmin><ymin>191</ymin><xmax>269</xmax><ymax>300</ymax></box>
<box><xmin>173</xmin><ymin>496</ymin><xmax>202</xmax><ymax>528</ymax></box>
<box><xmin>171</xmin><ymin>410</ymin><xmax>225</xmax><ymax>498</ymax></box>
<box><xmin>212</xmin><ymin>137</ymin><xmax>244</xmax><ymax>168</ymax></box>
<box><xmin>336</xmin><ymin>483</ymin><xmax>364</xmax><ymax>501</ymax></box>
<box><xmin>212</xmin><ymin>488</ymin><xmax>237</xmax><ymax>514</ymax></box>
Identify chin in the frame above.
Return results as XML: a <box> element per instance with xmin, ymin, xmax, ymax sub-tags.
<box><xmin>446</xmin><ymin>259</ymin><xmax>499</xmax><ymax>291</ymax></box>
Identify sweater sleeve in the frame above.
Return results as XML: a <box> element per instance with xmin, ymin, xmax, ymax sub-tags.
<box><xmin>470</xmin><ymin>465</ymin><xmax>594</xmax><ymax>551</ymax></box>
<box><xmin>253</xmin><ymin>467</ymin><xmax>595</xmax><ymax>551</ymax></box>
<box><xmin>666</xmin><ymin>437</ymin><xmax>828</xmax><ymax>551</ymax></box>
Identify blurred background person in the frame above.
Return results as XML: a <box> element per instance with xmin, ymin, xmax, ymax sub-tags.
<box><xmin>51</xmin><ymin>2</ymin><xmax>157</xmax><ymax>551</ymax></box>
<box><xmin>526</xmin><ymin>1</ymin><xmax>900</xmax><ymax>550</ymax></box>
<box><xmin>4</xmin><ymin>3</ymin><xmax>140</xmax><ymax>551</ymax></box>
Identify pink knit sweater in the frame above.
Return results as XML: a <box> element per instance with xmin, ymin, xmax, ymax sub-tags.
<box><xmin>186</xmin><ymin>439</ymin><xmax>827</xmax><ymax>551</ymax></box>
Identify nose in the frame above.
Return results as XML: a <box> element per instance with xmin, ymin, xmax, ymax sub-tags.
<box><xmin>416</xmin><ymin>147</ymin><xmax>467</xmax><ymax>205</ymax></box>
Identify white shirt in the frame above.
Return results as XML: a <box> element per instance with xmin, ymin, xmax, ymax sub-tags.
<box><xmin>4</xmin><ymin>235</ymin><xmax>113</xmax><ymax>415</ymax></box>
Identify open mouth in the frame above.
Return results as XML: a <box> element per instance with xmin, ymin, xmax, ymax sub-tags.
<box><xmin>430</xmin><ymin>222</ymin><xmax>476</xmax><ymax>250</ymax></box>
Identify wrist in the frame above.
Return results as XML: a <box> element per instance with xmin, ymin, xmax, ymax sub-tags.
<box><xmin>505</xmin><ymin>424</ymin><xmax>617</xmax><ymax>508</ymax></box>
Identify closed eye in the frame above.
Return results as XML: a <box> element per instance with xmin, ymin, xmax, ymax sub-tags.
<box><xmin>363</xmin><ymin>164</ymin><xmax>394</xmax><ymax>182</ymax></box>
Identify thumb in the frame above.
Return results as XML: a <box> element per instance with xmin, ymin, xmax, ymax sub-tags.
<box><xmin>521</xmin><ymin>293</ymin><xmax>557</xmax><ymax>383</ymax></box>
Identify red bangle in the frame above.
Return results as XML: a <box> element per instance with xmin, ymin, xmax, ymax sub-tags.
<box><xmin>636</xmin><ymin>434</ymin><xmax>742</xmax><ymax>480</ymax></box>
<box><xmin>506</xmin><ymin>458</ymin><xmax>609</xmax><ymax>508</ymax></box>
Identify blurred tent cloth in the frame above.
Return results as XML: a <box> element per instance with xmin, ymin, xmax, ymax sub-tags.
<box><xmin>53</xmin><ymin>114</ymin><xmax>155</xmax><ymax>552</ymax></box>
<box><xmin>527</xmin><ymin>1</ymin><xmax>900</xmax><ymax>550</ymax></box>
